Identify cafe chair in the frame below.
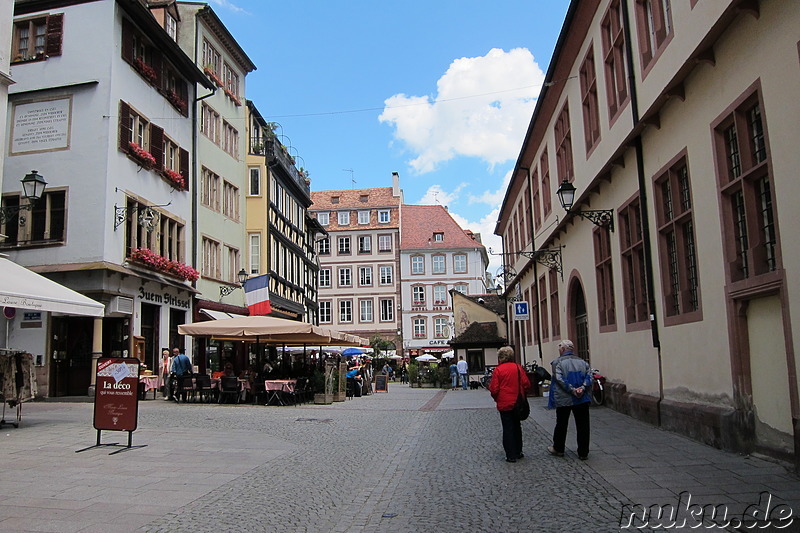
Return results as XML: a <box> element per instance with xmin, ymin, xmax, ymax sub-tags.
<box><xmin>218</xmin><ymin>376</ymin><xmax>240</xmax><ymax>404</ymax></box>
<box><xmin>288</xmin><ymin>377</ymin><xmax>307</xmax><ymax>405</ymax></box>
<box><xmin>195</xmin><ymin>373</ymin><xmax>214</xmax><ymax>403</ymax></box>
<box><xmin>177</xmin><ymin>374</ymin><xmax>196</xmax><ymax>403</ymax></box>
<box><xmin>250</xmin><ymin>380</ymin><xmax>266</xmax><ymax>405</ymax></box>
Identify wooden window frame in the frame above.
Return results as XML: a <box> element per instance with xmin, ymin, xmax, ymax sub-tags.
<box><xmin>593</xmin><ymin>226</ymin><xmax>617</xmax><ymax>331</ymax></box>
<box><xmin>580</xmin><ymin>45</ymin><xmax>601</xmax><ymax>155</ymax></box>
<box><xmin>555</xmin><ymin>102</ymin><xmax>574</xmax><ymax>184</ymax></box>
<box><xmin>712</xmin><ymin>85</ymin><xmax>781</xmax><ymax>291</ymax></box>
<box><xmin>601</xmin><ymin>0</ymin><xmax>629</xmax><ymax>124</ymax></box>
<box><xmin>618</xmin><ymin>195</ymin><xmax>649</xmax><ymax>329</ymax></box>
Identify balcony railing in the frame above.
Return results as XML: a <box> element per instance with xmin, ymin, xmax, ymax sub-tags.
<box><xmin>265</xmin><ymin>138</ymin><xmax>309</xmax><ymax>193</ymax></box>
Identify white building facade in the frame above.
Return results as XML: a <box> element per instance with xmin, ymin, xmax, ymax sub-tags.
<box><xmin>2</xmin><ymin>0</ymin><xmax>211</xmax><ymax>395</ymax></box>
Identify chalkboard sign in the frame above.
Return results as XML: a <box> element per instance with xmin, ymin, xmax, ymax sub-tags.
<box><xmin>374</xmin><ymin>374</ymin><xmax>388</xmax><ymax>392</ymax></box>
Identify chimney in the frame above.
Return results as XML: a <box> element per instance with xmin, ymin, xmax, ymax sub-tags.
<box><xmin>392</xmin><ymin>172</ymin><xmax>401</xmax><ymax>198</ymax></box>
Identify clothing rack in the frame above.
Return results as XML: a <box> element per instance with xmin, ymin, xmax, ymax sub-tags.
<box><xmin>0</xmin><ymin>350</ymin><xmax>36</xmax><ymax>428</ymax></box>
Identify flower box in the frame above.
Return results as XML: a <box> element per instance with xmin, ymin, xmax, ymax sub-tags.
<box><xmin>161</xmin><ymin>168</ymin><xmax>187</xmax><ymax>190</ymax></box>
<box><xmin>134</xmin><ymin>57</ymin><xmax>158</xmax><ymax>85</ymax></box>
<box><xmin>166</xmin><ymin>90</ymin><xmax>188</xmax><ymax>115</ymax></box>
<box><xmin>204</xmin><ymin>66</ymin><xmax>223</xmax><ymax>87</ymax></box>
<box><xmin>128</xmin><ymin>142</ymin><xmax>157</xmax><ymax>169</ymax></box>
<box><xmin>130</xmin><ymin>248</ymin><xmax>199</xmax><ymax>282</ymax></box>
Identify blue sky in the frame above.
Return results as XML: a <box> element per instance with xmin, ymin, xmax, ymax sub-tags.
<box><xmin>208</xmin><ymin>0</ymin><xmax>571</xmax><ymax>274</ymax></box>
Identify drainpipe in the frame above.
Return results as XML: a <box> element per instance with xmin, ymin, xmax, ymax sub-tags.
<box><xmin>621</xmin><ymin>0</ymin><xmax>663</xmax><ymax>423</ymax></box>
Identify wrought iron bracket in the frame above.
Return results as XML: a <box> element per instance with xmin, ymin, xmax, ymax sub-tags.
<box><xmin>519</xmin><ymin>247</ymin><xmax>563</xmax><ymax>279</ymax></box>
<box><xmin>0</xmin><ymin>204</ymin><xmax>32</xmax><ymax>226</ymax></box>
<box><xmin>570</xmin><ymin>209</ymin><xmax>614</xmax><ymax>232</ymax></box>
<box><xmin>114</xmin><ymin>202</ymin><xmax>171</xmax><ymax>231</ymax></box>
<box><xmin>219</xmin><ymin>285</ymin><xmax>240</xmax><ymax>298</ymax></box>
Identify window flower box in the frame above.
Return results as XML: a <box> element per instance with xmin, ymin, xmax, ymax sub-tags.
<box><xmin>134</xmin><ymin>57</ymin><xmax>158</xmax><ymax>85</ymax></box>
<box><xmin>224</xmin><ymin>88</ymin><xmax>242</xmax><ymax>106</ymax></box>
<box><xmin>166</xmin><ymin>90</ymin><xmax>187</xmax><ymax>115</ymax></box>
<box><xmin>203</xmin><ymin>66</ymin><xmax>223</xmax><ymax>87</ymax></box>
<box><xmin>161</xmin><ymin>168</ymin><xmax>186</xmax><ymax>190</ymax></box>
<box><xmin>130</xmin><ymin>248</ymin><xmax>199</xmax><ymax>282</ymax></box>
<box><xmin>128</xmin><ymin>142</ymin><xmax>157</xmax><ymax>169</ymax></box>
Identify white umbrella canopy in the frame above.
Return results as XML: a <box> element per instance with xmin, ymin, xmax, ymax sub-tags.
<box><xmin>388</xmin><ymin>354</ymin><xmax>403</xmax><ymax>360</ymax></box>
<box><xmin>415</xmin><ymin>354</ymin><xmax>439</xmax><ymax>363</ymax></box>
<box><xmin>440</xmin><ymin>351</ymin><xmax>455</xmax><ymax>359</ymax></box>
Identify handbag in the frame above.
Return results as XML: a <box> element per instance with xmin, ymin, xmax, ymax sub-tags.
<box><xmin>513</xmin><ymin>366</ymin><xmax>530</xmax><ymax>421</ymax></box>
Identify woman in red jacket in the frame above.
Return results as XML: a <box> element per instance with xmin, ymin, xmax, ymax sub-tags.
<box><xmin>489</xmin><ymin>346</ymin><xmax>531</xmax><ymax>462</ymax></box>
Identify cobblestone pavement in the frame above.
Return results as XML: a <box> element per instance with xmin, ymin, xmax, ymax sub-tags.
<box><xmin>1</xmin><ymin>385</ymin><xmax>799</xmax><ymax>532</ymax></box>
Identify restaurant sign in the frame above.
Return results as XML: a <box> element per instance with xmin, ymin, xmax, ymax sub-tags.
<box><xmin>93</xmin><ymin>358</ymin><xmax>140</xmax><ymax>432</ymax></box>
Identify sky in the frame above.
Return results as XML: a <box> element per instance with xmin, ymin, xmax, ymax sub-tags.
<box><xmin>207</xmin><ymin>0</ymin><xmax>571</xmax><ymax>276</ymax></box>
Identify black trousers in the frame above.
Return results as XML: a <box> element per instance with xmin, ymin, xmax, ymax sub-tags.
<box><xmin>499</xmin><ymin>410</ymin><xmax>523</xmax><ymax>460</ymax></box>
<box><xmin>552</xmin><ymin>402</ymin><xmax>590</xmax><ymax>457</ymax></box>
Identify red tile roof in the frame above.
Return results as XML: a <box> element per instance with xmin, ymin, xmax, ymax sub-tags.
<box><xmin>310</xmin><ymin>187</ymin><xmax>400</xmax><ymax>209</ymax></box>
<box><xmin>400</xmin><ymin>204</ymin><xmax>485</xmax><ymax>250</ymax></box>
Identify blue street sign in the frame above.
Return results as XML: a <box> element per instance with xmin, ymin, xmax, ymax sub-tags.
<box><xmin>513</xmin><ymin>301</ymin><xmax>529</xmax><ymax>320</ymax></box>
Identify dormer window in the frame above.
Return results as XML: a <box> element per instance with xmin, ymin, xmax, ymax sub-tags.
<box><xmin>331</xmin><ymin>196</ymin><xmax>340</xmax><ymax>204</ymax></box>
<box><xmin>433</xmin><ymin>232</ymin><xmax>444</xmax><ymax>242</ymax></box>
<box><xmin>359</xmin><ymin>194</ymin><xmax>369</xmax><ymax>202</ymax></box>
<box><xmin>166</xmin><ymin>14</ymin><xmax>177</xmax><ymax>41</ymax></box>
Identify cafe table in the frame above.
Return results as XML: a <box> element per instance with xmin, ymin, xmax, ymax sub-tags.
<box><xmin>264</xmin><ymin>379</ymin><xmax>296</xmax><ymax>406</ymax></box>
<box><xmin>139</xmin><ymin>375</ymin><xmax>160</xmax><ymax>400</ymax></box>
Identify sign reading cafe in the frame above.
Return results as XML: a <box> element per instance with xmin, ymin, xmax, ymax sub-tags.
<box><xmin>137</xmin><ymin>287</ymin><xmax>190</xmax><ymax>309</ymax></box>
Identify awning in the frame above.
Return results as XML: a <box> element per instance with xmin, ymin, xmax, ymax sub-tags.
<box><xmin>200</xmin><ymin>309</ymin><xmax>247</xmax><ymax>320</ymax></box>
<box><xmin>178</xmin><ymin>315</ymin><xmax>368</xmax><ymax>346</ymax></box>
<box><xmin>0</xmin><ymin>257</ymin><xmax>105</xmax><ymax>317</ymax></box>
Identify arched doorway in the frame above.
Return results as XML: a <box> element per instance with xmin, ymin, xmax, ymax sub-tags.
<box><xmin>569</xmin><ymin>278</ymin><xmax>590</xmax><ymax>363</ymax></box>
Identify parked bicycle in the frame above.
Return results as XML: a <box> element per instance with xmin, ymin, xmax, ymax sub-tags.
<box><xmin>480</xmin><ymin>367</ymin><xmax>493</xmax><ymax>389</ymax></box>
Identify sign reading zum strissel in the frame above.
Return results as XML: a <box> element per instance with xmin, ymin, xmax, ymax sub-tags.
<box><xmin>513</xmin><ymin>302</ymin><xmax>530</xmax><ymax>321</ymax></box>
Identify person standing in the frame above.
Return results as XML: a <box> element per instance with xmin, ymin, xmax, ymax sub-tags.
<box><xmin>547</xmin><ymin>339</ymin><xmax>593</xmax><ymax>460</ymax></box>
<box><xmin>449</xmin><ymin>359</ymin><xmax>459</xmax><ymax>390</ymax></box>
<box><xmin>489</xmin><ymin>346</ymin><xmax>531</xmax><ymax>462</ymax></box>
<box><xmin>456</xmin><ymin>356</ymin><xmax>469</xmax><ymax>391</ymax></box>
<box><xmin>170</xmin><ymin>347</ymin><xmax>192</xmax><ymax>402</ymax></box>
<box><xmin>160</xmin><ymin>348</ymin><xmax>171</xmax><ymax>398</ymax></box>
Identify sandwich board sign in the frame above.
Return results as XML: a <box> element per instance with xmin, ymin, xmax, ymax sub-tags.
<box><xmin>77</xmin><ymin>357</ymin><xmax>146</xmax><ymax>454</ymax></box>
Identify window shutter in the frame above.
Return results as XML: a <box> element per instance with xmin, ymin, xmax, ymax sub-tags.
<box><xmin>151</xmin><ymin>49</ymin><xmax>163</xmax><ymax>88</ymax></box>
<box><xmin>150</xmin><ymin>124</ymin><xmax>164</xmax><ymax>170</ymax></box>
<box><xmin>45</xmin><ymin>13</ymin><xmax>63</xmax><ymax>57</ymax></box>
<box><xmin>179</xmin><ymin>148</ymin><xmax>190</xmax><ymax>188</ymax></box>
<box><xmin>177</xmin><ymin>80</ymin><xmax>188</xmax><ymax>116</ymax></box>
<box><xmin>121</xmin><ymin>18</ymin><xmax>133</xmax><ymax>64</ymax></box>
<box><xmin>118</xmin><ymin>101</ymin><xmax>131</xmax><ymax>152</ymax></box>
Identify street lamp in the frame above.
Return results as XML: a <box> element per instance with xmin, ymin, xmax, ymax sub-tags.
<box><xmin>220</xmin><ymin>269</ymin><xmax>248</xmax><ymax>297</ymax></box>
<box><xmin>0</xmin><ymin>170</ymin><xmax>48</xmax><ymax>225</ymax></box>
<box><xmin>555</xmin><ymin>179</ymin><xmax>614</xmax><ymax>232</ymax></box>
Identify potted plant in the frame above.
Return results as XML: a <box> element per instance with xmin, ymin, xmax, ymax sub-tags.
<box><xmin>408</xmin><ymin>363</ymin><xmax>419</xmax><ymax>388</ymax></box>
<box><xmin>161</xmin><ymin>168</ymin><xmax>186</xmax><ymax>190</ymax></box>
<box><xmin>128</xmin><ymin>142</ymin><xmax>157</xmax><ymax>169</ymax></box>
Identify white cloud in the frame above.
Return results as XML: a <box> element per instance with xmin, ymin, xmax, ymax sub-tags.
<box><xmin>379</xmin><ymin>48</ymin><xmax>545</xmax><ymax>174</ymax></box>
<box><xmin>207</xmin><ymin>0</ymin><xmax>248</xmax><ymax>14</ymax></box>
<box><xmin>417</xmin><ymin>183</ymin><xmax>467</xmax><ymax>207</ymax></box>
<box><xmin>468</xmin><ymin>171</ymin><xmax>512</xmax><ymax>207</ymax></box>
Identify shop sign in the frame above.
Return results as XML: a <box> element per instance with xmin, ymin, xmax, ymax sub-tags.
<box><xmin>137</xmin><ymin>287</ymin><xmax>191</xmax><ymax>309</ymax></box>
<box><xmin>21</xmin><ymin>311</ymin><xmax>42</xmax><ymax>329</ymax></box>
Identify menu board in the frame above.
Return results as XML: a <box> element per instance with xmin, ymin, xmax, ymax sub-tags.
<box><xmin>374</xmin><ymin>374</ymin><xmax>388</xmax><ymax>393</ymax></box>
<box><xmin>93</xmin><ymin>358</ymin><xmax>140</xmax><ymax>432</ymax></box>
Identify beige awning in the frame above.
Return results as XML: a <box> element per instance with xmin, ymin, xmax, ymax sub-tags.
<box><xmin>0</xmin><ymin>257</ymin><xmax>105</xmax><ymax>317</ymax></box>
<box><xmin>179</xmin><ymin>315</ymin><xmax>367</xmax><ymax>346</ymax></box>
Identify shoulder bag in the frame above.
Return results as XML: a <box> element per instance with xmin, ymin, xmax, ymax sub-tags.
<box><xmin>514</xmin><ymin>365</ymin><xmax>530</xmax><ymax>421</ymax></box>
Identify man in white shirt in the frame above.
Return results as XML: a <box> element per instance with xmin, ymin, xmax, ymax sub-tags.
<box><xmin>457</xmin><ymin>356</ymin><xmax>469</xmax><ymax>390</ymax></box>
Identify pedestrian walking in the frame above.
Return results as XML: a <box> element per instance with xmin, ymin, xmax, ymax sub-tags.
<box><xmin>160</xmin><ymin>348</ymin><xmax>171</xmax><ymax>398</ymax></box>
<box><xmin>457</xmin><ymin>356</ymin><xmax>469</xmax><ymax>390</ymax></box>
<box><xmin>547</xmin><ymin>339</ymin><xmax>593</xmax><ymax>460</ymax></box>
<box><xmin>170</xmin><ymin>347</ymin><xmax>192</xmax><ymax>402</ymax></box>
<box><xmin>449</xmin><ymin>359</ymin><xmax>458</xmax><ymax>390</ymax></box>
<box><xmin>489</xmin><ymin>346</ymin><xmax>531</xmax><ymax>462</ymax></box>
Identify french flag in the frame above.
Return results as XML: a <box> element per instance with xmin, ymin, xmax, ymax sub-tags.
<box><xmin>243</xmin><ymin>274</ymin><xmax>272</xmax><ymax>315</ymax></box>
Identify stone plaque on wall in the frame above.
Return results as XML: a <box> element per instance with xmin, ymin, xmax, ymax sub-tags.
<box><xmin>10</xmin><ymin>96</ymin><xmax>72</xmax><ymax>155</ymax></box>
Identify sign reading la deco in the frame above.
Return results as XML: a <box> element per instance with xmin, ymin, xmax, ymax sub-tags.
<box><xmin>137</xmin><ymin>287</ymin><xmax>190</xmax><ymax>309</ymax></box>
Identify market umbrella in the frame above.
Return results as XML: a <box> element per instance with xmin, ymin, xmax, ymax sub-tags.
<box><xmin>415</xmin><ymin>354</ymin><xmax>439</xmax><ymax>363</ymax></box>
<box><xmin>388</xmin><ymin>354</ymin><xmax>403</xmax><ymax>360</ymax></box>
<box><xmin>342</xmin><ymin>347</ymin><xmax>364</xmax><ymax>357</ymax></box>
<box><xmin>178</xmin><ymin>315</ymin><xmax>367</xmax><ymax>346</ymax></box>
<box><xmin>440</xmin><ymin>351</ymin><xmax>455</xmax><ymax>359</ymax></box>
